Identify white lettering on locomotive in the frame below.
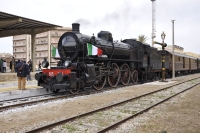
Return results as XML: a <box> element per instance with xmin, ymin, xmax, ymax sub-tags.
<box><xmin>49</xmin><ymin>72</ymin><xmax>54</xmax><ymax>77</ymax></box>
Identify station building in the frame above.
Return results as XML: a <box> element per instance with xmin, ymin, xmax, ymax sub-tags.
<box><xmin>13</xmin><ymin>27</ymin><xmax>71</xmax><ymax>69</ymax></box>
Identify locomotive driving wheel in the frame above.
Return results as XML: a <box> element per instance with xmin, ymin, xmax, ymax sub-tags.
<box><xmin>120</xmin><ymin>63</ymin><xmax>130</xmax><ymax>85</ymax></box>
<box><xmin>108</xmin><ymin>63</ymin><xmax>121</xmax><ymax>87</ymax></box>
<box><xmin>93</xmin><ymin>63</ymin><xmax>107</xmax><ymax>90</ymax></box>
<box><xmin>52</xmin><ymin>89</ymin><xmax>60</xmax><ymax>93</ymax></box>
<box><xmin>69</xmin><ymin>83</ymin><xmax>80</xmax><ymax>94</ymax></box>
<box><xmin>131</xmin><ymin>70</ymin><xmax>138</xmax><ymax>84</ymax></box>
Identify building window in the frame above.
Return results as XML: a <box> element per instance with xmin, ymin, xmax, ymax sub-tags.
<box><xmin>178</xmin><ymin>57</ymin><xmax>180</xmax><ymax>61</ymax></box>
<box><xmin>15</xmin><ymin>49</ymin><xmax>16</xmax><ymax>51</ymax></box>
<box><xmin>15</xmin><ymin>55</ymin><xmax>16</xmax><ymax>57</ymax></box>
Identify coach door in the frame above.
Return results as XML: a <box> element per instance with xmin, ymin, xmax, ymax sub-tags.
<box><xmin>183</xmin><ymin>57</ymin><xmax>185</xmax><ymax>68</ymax></box>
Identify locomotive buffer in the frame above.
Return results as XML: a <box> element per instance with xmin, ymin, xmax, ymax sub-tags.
<box><xmin>154</xmin><ymin>32</ymin><xmax>168</xmax><ymax>82</ymax></box>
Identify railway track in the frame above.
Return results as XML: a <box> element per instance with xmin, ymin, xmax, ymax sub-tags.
<box><xmin>25</xmin><ymin>77</ymin><xmax>200</xmax><ymax>133</ymax></box>
<box><xmin>0</xmin><ymin>89</ymin><xmax>89</xmax><ymax>112</ymax></box>
<box><xmin>0</xmin><ymin>73</ymin><xmax>197</xmax><ymax>112</ymax></box>
<box><xmin>0</xmin><ymin>83</ymin><xmax>137</xmax><ymax>112</ymax></box>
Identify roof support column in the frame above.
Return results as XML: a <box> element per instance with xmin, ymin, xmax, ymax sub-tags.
<box><xmin>26</xmin><ymin>35</ymin><xmax>29</xmax><ymax>61</ymax></box>
<box><xmin>48</xmin><ymin>31</ymin><xmax>51</xmax><ymax>68</ymax></box>
<box><xmin>31</xmin><ymin>29</ymin><xmax>36</xmax><ymax>72</ymax></box>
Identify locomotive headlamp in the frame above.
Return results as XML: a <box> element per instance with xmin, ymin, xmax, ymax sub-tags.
<box><xmin>161</xmin><ymin>32</ymin><xmax>166</xmax><ymax>41</ymax></box>
<box><xmin>42</xmin><ymin>58</ymin><xmax>49</xmax><ymax>68</ymax></box>
<box><xmin>64</xmin><ymin>60</ymin><xmax>72</xmax><ymax>67</ymax></box>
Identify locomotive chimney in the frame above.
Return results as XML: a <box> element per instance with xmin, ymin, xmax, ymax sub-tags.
<box><xmin>72</xmin><ymin>23</ymin><xmax>80</xmax><ymax>33</ymax></box>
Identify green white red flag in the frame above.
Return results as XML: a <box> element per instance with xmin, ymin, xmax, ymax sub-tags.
<box><xmin>87</xmin><ymin>43</ymin><xmax>103</xmax><ymax>56</ymax></box>
<box><xmin>52</xmin><ymin>45</ymin><xmax>59</xmax><ymax>58</ymax></box>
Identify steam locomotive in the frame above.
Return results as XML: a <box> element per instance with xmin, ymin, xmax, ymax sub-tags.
<box><xmin>35</xmin><ymin>23</ymin><xmax>200</xmax><ymax>93</ymax></box>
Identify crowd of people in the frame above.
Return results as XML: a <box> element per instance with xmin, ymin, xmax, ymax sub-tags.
<box><xmin>1</xmin><ymin>57</ymin><xmax>43</xmax><ymax>90</ymax></box>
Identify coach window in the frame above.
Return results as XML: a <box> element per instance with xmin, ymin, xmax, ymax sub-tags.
<box><xmin>178</xmin><ymin>57</ymin><xmax>180</xmax><ymax>61</ymax></box>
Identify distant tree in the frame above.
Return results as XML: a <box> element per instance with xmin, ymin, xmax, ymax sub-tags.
<box><xmin>138</xmin><ymin>35</ymin><xmax>148</xmax><ymax>43</ymax></box>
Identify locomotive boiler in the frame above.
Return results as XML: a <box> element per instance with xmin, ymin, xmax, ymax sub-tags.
<box><xmin>35</xmin><ymin>23</ymin><xmax>166</xmax><ymax>93</ymax></box>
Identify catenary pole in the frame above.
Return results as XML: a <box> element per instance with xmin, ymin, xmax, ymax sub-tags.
<box><xmin>172</xmin><ymin>20</ymin><xmax>175</xmax><ymax>79</ymax></box>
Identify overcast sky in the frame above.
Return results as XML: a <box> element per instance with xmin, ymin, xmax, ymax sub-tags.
<box><xmin>0</xmin><ymin>0</ymin><xmax>200</xmax><ymax>54</ymax></box>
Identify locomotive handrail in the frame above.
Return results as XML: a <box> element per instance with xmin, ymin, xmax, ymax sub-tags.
<box><xmin>84</xmin><ymin>57</ymin><xmax>143</xmax><ymax>62</ymax></box>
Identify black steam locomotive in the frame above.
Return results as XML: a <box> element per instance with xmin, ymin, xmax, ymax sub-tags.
<box><xmin>35</xmin><ymin>23</ymin><xmax>170</xmax><ymax>93</ymax></box>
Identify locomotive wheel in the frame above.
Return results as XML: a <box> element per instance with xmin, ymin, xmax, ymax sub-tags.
<box><xmin>69</xmin><ymin>88</ymin><xmax>79</xmax><ymax>94</ymax></box>
<box><xmin>69</xmin><ymin>83</ymin><xmax>80</xmax><ymax>94</ymax></box>
<box><xmin>93</xmin><ymin>63</ymin><xmax>107</xmax><ymax>90</ymax></box>
<box><xmin>52</xmin><ymin>89</ymin><xmax>60</xmax><ymax>93</ymax></box>
<box><xmin>120</xmin><ymin>63</ymin><xmax>130</xmax><ymax>85</ymax></box>
<box><xmin>131</xmin><ymin>70</ymin><xmax>138</xmax><ymax>84</ymax></box>
<box><xmin>108</xmin><ymin>63</ymin><xmax>121</xmax><ymax>87</ymax></box>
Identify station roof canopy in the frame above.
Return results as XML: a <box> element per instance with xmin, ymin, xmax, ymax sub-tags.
<box><xmin>0</xmin><ymin>11</ymin><xmax>62</xmax><ymax>37</ymax></box>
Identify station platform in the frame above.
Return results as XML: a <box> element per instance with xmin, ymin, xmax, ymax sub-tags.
<box><xmin>0</xmin><ymin>72</ymin><xmax>37</xmax><ymax>82</ymax></box>
<box><xmin>0</xmin><ymin>72</ymin><xmax>40</xmax><ymax>92</ymax></box>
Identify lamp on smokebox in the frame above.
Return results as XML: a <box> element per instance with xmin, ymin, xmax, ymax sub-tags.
<box><xmin>161</xmin><ymin>32</ymin><xmax>166</xmax><ymax>42</ymax></box>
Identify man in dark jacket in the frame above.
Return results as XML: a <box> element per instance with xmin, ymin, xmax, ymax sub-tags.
<box><xmin>10</xmin><ymin>60</ymin><xmax>12</xmax><ymax>72</ymax></box>
<box><xmin>15</xmin><ymin>60</ymin><xmax>20</xmax><ymax>73</ymax></box>
<box><xmin>26</xmin><ymin>61</ymin><xmax>32</xmax><ymax>81</ymax></box>
<box><xmin>15</xmin><ymin>59</ymin><xmax>28</xmax><ymax>90</ymax></box>
<box><xmin>0</xmin><ymin>58</ymin><xmax>3</xmax><ymax>73</ymax></box>
<box><xmin>29</xmin><ymin>59</ymin><xmax>32</xmax><ymax>72</ymax></box>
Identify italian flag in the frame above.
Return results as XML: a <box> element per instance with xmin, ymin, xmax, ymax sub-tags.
<box><xmin>87</xmin><ymin>43</ymin><xmax>103</xmax><ymax>56</ymax></box>
<box><xmin>52</xmin><ymin>45</ymin><xmax>60</xmax><ymax>58</ymax></box>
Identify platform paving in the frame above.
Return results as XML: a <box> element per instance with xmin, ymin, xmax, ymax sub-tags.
<box><xmin>0</xmin><ymin>71</ymin><xmax>37</xmax><ymax>82</ymax></box>
<box><xmin>0</xmin><ymin>72</ymin><xmax>40</xmax><ymax>92</ymax></box>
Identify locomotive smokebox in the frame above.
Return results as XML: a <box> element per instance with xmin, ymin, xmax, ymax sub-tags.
<box><xmin>72</xmin><ymin>23</ymin><xmax>80</xmax><ymax>33</ymax></box>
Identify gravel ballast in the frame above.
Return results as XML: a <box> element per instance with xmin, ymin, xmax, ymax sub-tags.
<box><xmin>0</xmin><ymin>73</ymin><xmax>200</xmax><ymax>132</ymax></box>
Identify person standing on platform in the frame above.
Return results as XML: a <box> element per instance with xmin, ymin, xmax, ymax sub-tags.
<box><xmin>0</xmin><ymin>58</ymin><xmax>3</xmax><ymax>73</ymax></box>
<box><xmin>11</xmin><ymin>57</ymin><xmax>15</xmax><ymax>73</ymax></box>
<box><xmin>15</xmin><ymin>60</ymin><xmax>18</xmax><ymax>73</ymax></box>
<box><xmin>27</xmin><ymin>61</ymin><xmax>32</xmax><ymax>81</ymax></box>
<box><xmin>29</xmin><ymin>60</ymin><xmax>32</xmax><ymax>72</ymax></box>
<box><xmin>10</xmin><ymin>60</ymin><xmax>12</xmax><ymax>72</ymax></box>
<box><xmin>15</xmin><ymin>59</ymin><xmax>28</xmax><ymax>90</ymax></box>
<box><xmin>3</xmin><ymin>60</ymin><xmax>7</xmax><ymax>73</ymax></box>
<box><xmin>0</xmin><ymin>59</ymin><xmax>2</xmax><ymax>72</ymax></box>
<box><xmin>38</xmin><ymin>61</ymin><xmax>41</xmax><ymax>71</ymax></box>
